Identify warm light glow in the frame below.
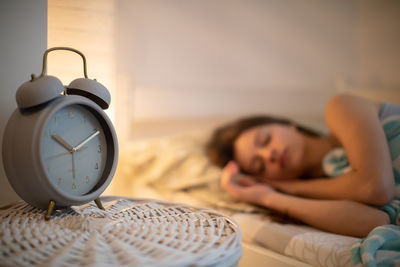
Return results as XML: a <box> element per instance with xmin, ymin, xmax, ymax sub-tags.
<box><xmin>47</xmin><ymin>0</ymin><xmax>116</xmax><ymax>122</ymax></box>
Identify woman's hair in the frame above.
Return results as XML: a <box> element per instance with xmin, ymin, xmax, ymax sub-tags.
<box><xmin>206</xmin><ymin>115</ymin><xmax>321</xmax><ymax>168</ymax></box>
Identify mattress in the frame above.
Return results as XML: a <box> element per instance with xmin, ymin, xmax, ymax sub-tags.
<box><xmin>106</xmin><ymin>131</ymin><xmax>360</xmax><ymax>267</ymax></box>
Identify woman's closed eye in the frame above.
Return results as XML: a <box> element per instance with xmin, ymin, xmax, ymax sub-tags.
<box><xmin>258</xmin><ymin>133</ymin><xmax>271</xmax><ymax>147</ymax></box>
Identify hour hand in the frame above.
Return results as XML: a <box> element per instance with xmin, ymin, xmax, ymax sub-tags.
<box><xmin>52</xmin><ymin>134</ymin><xmax>74</xmax><ymax>152</ymax></box>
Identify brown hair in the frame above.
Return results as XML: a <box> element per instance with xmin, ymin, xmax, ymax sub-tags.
<box><xmin>206</xmin><ymin>115</ymin><xmax>321</xmax><ymax>168</ymax></box>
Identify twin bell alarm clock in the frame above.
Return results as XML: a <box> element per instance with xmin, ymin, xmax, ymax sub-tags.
<box><xmin>2</xmin><ymin>47</ymin><xmax>118</xmax><ymax>220</ymax></box>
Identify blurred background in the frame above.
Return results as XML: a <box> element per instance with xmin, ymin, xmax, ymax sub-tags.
<box><xmin>1</xmin><ymin>0</ymin><xmax>399</xmax><ymax>204</ymax></box>
<box><xmin>46</xmin><ymin>0</ymin><xmax>400</xmax><ymax>141</ymax></box>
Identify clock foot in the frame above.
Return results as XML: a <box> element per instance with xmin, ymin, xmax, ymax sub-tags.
<box><xmin>44</xmin><ymin>200</ymin><xmax>55</xmax><ymax>221</ymax></box>
<box><xmin>94</xmin><ymin>198</ymin><xmax>105</xmax><ymax>210</ymax></box>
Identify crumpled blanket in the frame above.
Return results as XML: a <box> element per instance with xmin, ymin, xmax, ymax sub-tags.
<box><xmin>350</xmin><ymin>224</ymin><xmax>400</xmax><ymax>267</ymax></box>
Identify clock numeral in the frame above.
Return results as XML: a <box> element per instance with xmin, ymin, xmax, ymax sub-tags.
<box><xmin>68</xmin><ymin>111</ymin><xmax>75</xmax><ymax>119</ymax></box>
<box><xmin>57</xmin><ymin>177</ymin><xmax>62</xmax><ymax>185</ymax></box>
<box><xmin>72</xmin><ymin>183</ymin><xmax>76</xmax><ymax>190</ymax></box>
<box><xmin>95</xmin><ymin>163</ymin><xmax>99</xmax><ymax>170</ymax></box>
<box><xmin>85</xmin><ymin>176</ymin><xmax>90</xmax><ymax>184</ymax></box>
<box><xmin>98</xmin><ymin>144</ymin><xmax>102</xmax><ymax>153</ymax></box>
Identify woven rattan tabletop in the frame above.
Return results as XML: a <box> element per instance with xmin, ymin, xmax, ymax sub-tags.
<box><xmin>0</xmin><ymin>196</ymin><xmax>242</xmax><ymax>267</ymax></box>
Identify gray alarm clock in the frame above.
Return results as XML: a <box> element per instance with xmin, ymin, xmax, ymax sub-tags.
<box><xmin>2</xmin><ymin>47</ymin><xmax>118</xmax><ymax>220</ymax></box>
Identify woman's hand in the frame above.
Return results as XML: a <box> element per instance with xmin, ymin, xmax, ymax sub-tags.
<box><xmin>266</xmin><ymin>179</ymin><xmax>299</xmax><ymax>195</ymax></box>
<box><xmin>221</xmin><ymin>161</ymin><xmax>276</xmax><ymax>206</ymax></box>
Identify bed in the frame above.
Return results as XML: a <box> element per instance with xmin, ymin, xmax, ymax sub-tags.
<box><xmin>105</xmin><ymin>118</ymin><xmax>362</xmax><ymax>267</ymax></box>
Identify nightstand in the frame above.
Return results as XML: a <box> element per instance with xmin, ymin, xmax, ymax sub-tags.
<box><xmin>0</xmin><ymin>196</ymin><xmax>242</xmax><ymax>266</ymax></box>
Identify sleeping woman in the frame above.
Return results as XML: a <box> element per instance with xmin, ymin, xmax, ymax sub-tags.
<box><xmin>206</xmin><ymin>94</ymin><xmax>400</xmax><ymax>238</ymax></box>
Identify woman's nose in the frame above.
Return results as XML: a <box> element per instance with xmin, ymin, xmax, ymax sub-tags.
<box><xmin>258</xmin><ymin>148</ymin><xmax>278</xmax><ymax>163</ymax></box>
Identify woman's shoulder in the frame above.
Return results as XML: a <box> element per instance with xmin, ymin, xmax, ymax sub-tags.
<box><xmin>324</xmin><ymin>94</ymin><xmax>381</xmax><ymax>130</ymax></box>
<box><xmin>326</xmin><ymin>94</ymin><xmax>381</xmax><ymax>115</ymax></box>
<box><xmin>326</xmin><ymin>94</ymin><xmax>400</xmax><ymax>123</ymax></box>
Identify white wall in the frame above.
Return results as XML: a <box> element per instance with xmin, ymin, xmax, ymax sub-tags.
<box><xmin>0</xmin><ymin>0</ymin><xmax>47</xmax><ymax>205</ymax></box>
<box><xmin>342</xmin><ymin>0</ymin><xmax>400</xmax><ymax>103</ymax></box>
<box><xmin>115</xmin><ymin>0</ymin><xmax>400</xmax><ymax>122</ymax></box>
<box><xmin>44</xmin><ymin>0</ymin><xmax>400</xmax><ymax>143</ymax></box>
<box><xmin>357</xmin><ymin>1</ymin><xmax>400</xmax><ymax>87</ymax></box>
<box><xmin>47</xmin><ymin>0</ymin><xmax>116</xmax><ymax>121</ymax></box>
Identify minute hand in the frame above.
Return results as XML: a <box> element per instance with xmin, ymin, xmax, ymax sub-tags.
<box><xmin>74</xmin><ymin>131</ymin><xmax>100</xmax><ymax>151</ymax></box>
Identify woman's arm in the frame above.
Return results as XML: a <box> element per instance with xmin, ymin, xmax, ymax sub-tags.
<box><xmin>269</xmin><ymin>94</ymin><xmax>395</xmax><ymax>206</ymax></box>
<box><xmin>263</xmin><ymin>191</ymin><xmax>389</xmax><ymax>238</ymax></box>
<box><xmin>221</xmin><ymin>161</ymin><xmax>390</xmax><ymax>238</ymax></box>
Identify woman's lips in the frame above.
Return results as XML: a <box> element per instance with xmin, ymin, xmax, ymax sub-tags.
<box><xmin>280</xmin><ymin>148</ymin><xmax>288</xmax><ymax>169</ymax></box>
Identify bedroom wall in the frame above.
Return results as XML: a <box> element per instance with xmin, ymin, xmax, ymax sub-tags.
<box><xmin>0</xmin><ymin>0</ymin><xmax>48</xmax><ymax>205</ymax></box>
<box><xmin>45</xmin><ymin>1</ymin><xmax>400</xmax><ymax>142</ymax></box>
<box><xmin>345</xmin><ymin>0</ymin><xmax>400</xmax><ymax>103</ymax></box>
<box><xmin>114</xmin><ymin>0</ymin><xmax>400</xmax><ymax>126</ymax></box>
<box><xmin>47</xmin><ymin>0</ymin><xmax>116</xmax><ymax>121</ymax></box>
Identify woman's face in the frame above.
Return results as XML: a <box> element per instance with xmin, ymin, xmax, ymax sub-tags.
<box><xmin>233</xmin><ymin>124</ymin><xmax>306</xmax><ymax>181</ymax></box>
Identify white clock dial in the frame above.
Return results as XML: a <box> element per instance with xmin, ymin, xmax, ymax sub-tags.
<box><xmin>40</xmin><ymin>105</ymin><xmax>107</xmax><ymax>196</ymax></box>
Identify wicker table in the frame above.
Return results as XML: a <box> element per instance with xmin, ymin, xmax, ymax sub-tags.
<box><xmin>0</xmin><ymin>196</ymin><xmax>242</xmax><ymax>266</ymax></box>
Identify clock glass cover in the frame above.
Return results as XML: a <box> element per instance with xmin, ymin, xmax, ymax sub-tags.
<box><xmin>40</xmin><ymin>105</ymin><xmax>108</xmax><ymax>196</ymax></box>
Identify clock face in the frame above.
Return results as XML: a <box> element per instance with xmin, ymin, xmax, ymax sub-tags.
<box><xmin>40</xmin><ymin>104</ymin><xmax>108</xmax><ymax>196</ymax></box>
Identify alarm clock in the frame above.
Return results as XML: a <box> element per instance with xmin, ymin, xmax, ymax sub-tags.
<box><xmin>2</xmin><ymin>47</ymin><xmax>118</xmax><ymax>220</ymax></box>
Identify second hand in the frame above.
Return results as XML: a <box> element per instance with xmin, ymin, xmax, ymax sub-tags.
<box><xmin>70</xmin><ymin>146</ymin><xmax>87</xmax><ymax>179</ymax></box>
